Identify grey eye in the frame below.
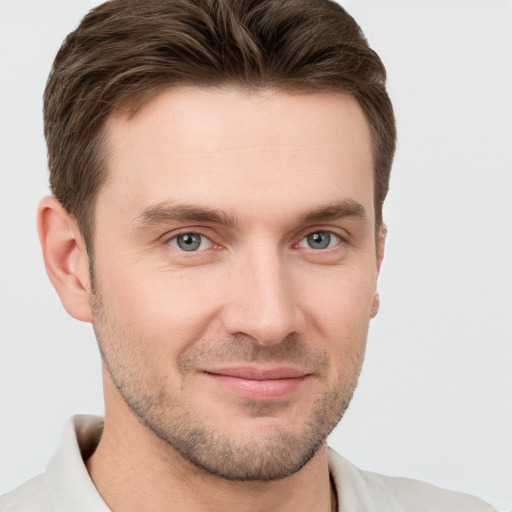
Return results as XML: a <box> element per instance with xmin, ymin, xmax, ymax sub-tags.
<box><xmin>306</xmin><ymin>231</ymin><xmax>332</xmax><ymax>249</ymax></box>
<box><xmin>175</xmin><ymin>233</ymin><xmax>203</xmax><ymax>251</ymax></box>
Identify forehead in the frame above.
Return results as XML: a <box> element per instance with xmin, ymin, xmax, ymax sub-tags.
<box><xmin>99</xmin><ymin>87</ymin><xmax>374</xmax><ymax>224</ymax></box>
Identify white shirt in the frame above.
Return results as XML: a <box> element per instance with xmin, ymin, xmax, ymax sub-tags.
<box><xmin>0</xmin><ymin>415</ymin><xmax>497</xmax><ymax>511</ymax></box>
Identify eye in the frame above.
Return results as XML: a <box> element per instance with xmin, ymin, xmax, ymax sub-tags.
<box><xmin>298</xmin><ymin>231</ymin><xmax>341</xmax><ymax>250</ymax></box>
<box><xmin>168</xmin><ymin>232</ymin><xmax>213</xmax><ymax>252</ymax></box>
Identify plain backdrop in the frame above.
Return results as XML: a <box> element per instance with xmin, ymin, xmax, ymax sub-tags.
<box><xmin>0</xmin><ymin>0</ymin><xmax>511</xmax><ymax>510</ymax></box>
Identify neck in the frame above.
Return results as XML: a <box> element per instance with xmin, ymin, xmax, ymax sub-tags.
<box><xmin>86</xmin><ymin>386</ymin><xmax>334</xmax><ymax>512</ymax></box>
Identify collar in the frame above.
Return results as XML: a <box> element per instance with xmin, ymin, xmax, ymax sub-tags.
<box><xmin>44</xmin><ymin>415</ymin><xmax>403</xmax><ymax>512</ymax></box>
<box><xmin>45</xmin><ymin>415</ymin><xmax>109</xmax><ymax>511</ymax></box>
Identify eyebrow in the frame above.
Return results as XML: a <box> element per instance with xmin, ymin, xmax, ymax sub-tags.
<box><xmin>132</xmin><ymin>199</ymin><xmax>367</xmax><ymax>229</ymax></box>
<box><xmin>132</xmin><ymin>202</ymin><xmax>237</xmax><ymax>228</ymax></box>
<box><xmin>298</xmin><ymin>199</ymin><xmax>368</xmax><ymax>224</ymax></box>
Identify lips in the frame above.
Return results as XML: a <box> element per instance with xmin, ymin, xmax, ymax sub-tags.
<box><xmin>201</xmin><ymin>366</ymin><xmax>311</xmax><ymax>400</ymax></box>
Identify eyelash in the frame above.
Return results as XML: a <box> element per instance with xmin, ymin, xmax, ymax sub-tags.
<box><xmin>296</xmin><ymin>231</ymin><xmax>342</xmax><ymax>250</ymax></box>
<box><xmin>166</xmin><ymin>231</ymin><xmax>216</xmax><ymax>252</ymax></box>
<box><xmin>165</xmin><ymin>229</ymin><xmax>346</xmax><ymax>253</ymax></box>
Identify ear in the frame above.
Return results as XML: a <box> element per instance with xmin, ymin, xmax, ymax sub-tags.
<box><xmin>371</xmin><ymin>225</ymin><xmax>387</xmax><ymax>318</ymax></box>
<box><xmin>37</xmin><ymin>196</ymin><xmax>93</xmax><ymax>322</ymax></box>
<box><xmin>376</xmin><ymin>224</ymin><xmax>387</xmax><ymax>273</ymax></box>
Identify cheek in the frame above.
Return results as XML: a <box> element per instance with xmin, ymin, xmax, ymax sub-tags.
<box><xmin>295</xmin><ymin>264</ymin><xmax>374</xmax><ymax>382</ymax></box>
<box><xmin>98</xmin><ymin>262</ymin><xmax>227</xmax><ymax>351</ymax></box>
<box><xmin>297</xmin><ymin>263</ymin><xmax>377</xmax><ymax>333</ymax></box>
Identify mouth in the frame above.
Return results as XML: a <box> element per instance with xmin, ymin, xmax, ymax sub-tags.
<box><xmin>200</xmin><ymin>366</ymin><xmax>312</xmax><ymax>400</ymax></box>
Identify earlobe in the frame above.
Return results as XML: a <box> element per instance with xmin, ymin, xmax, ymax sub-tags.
<box><xmin>37</xmin><ymin>196</ymin><xmax>93</xmax><ymax>323</ymax></box>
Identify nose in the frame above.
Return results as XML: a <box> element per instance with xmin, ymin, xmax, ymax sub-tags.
<box><xmin>221</xmin><ymin>246</ymin><xmax>304</xmax><ymax>346</ymax></box>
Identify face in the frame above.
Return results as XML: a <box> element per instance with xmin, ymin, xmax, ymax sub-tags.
<box><xmin>90</xmin><ymin>87</ymin><xmax>381</xmax><ymax>480</ymax></box>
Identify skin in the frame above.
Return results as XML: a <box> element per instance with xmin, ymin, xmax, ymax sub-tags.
<box><xmin>38</xmin><ymin>87</ymin><xmax>385</xmax><ymax>512</ymax></box>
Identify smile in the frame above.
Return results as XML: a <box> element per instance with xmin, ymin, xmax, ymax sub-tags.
<box><xmin>201</xmin><ymin>366</ymin><xmax>312</xmax><ymax>400</ymax></box>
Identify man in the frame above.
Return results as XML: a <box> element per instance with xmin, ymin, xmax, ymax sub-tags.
<box><xmin>0</xmin><ymin>1</ymin><xmax>499</xmax><ymax>511</ymax></box>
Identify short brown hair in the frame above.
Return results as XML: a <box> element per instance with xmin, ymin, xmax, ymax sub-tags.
<box><xmin>44</xmin><ymin>0</ymin><xmax>396</xmax><ymax>248</ymax></box>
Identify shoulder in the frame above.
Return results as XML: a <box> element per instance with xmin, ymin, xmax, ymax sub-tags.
<box><xmin>0</xmin><ymin>415</ymin><xmax>106</xmax><ymax>512</ymax></box>
<box><xmin>0</xmin><ymin>474</ymin><xmax>52</xmax><ymax>512</ymax></box>
<box><xmin>364</xmin><ymin>471</ymin><xmax>497</xmax><ymax>512</ymax></box>
<box><xmin>328</xmin><ymin>448</ymin><xmax>497</xmax><ymax>512</ymax></box>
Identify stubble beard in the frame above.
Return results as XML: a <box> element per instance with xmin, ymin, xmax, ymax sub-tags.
<box><xmin>91</xmin><ymin>287</ymin><xmax>365</xmax><ymax>482</ymax></box>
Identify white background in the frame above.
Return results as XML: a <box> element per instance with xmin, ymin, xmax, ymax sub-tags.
<box><xmin>0</xmin><ymin>0</ymin><xmax>511</xmax><ymax>510</ymax></box>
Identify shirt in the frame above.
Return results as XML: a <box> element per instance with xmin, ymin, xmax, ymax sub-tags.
<box><xmin>0</xmin><ymin>415</ymin><xmax>497</xmax><ymax>511</ymax></box>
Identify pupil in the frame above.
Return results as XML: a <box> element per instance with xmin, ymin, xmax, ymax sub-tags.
<box><xmin>177</xmin><ymin>233</ymin><xmax>201</xmax><ymax>251</ymax></box>
<box><xmin>308</xmin><ymin>232</ymin><xmax>330</xmax><ymax>249</ymax></box>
